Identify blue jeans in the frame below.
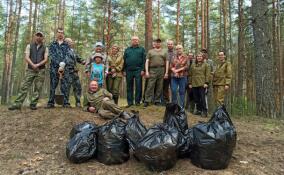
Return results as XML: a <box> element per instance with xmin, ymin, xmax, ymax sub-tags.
<box><xmin>171</xmin><ymin>77</ymin><xmax>187</xmax><ymax>108</ymax></box>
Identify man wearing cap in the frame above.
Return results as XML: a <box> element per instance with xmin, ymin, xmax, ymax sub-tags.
<box><xmin>85</xmin><ymin>41</ymin><xmax>109</xmax><ymax>77</ymax></box>
<box><xmin>65</xmin><ymin>38</ymin><xmax>86</xmax><ymax>107</ymax></box>
<box><xmin>144</xmin><ymin>38</ymin><xmax>169</xmax><ymax>107</ymax></box>
<box><xmin>9</xmin><ymin>32</ymin><xmax>48</xmax><ymax>110</ymax></box>
<box><xmin>83</xmin><ymin>80</ymin><xmax>130</xmax><ymax>119</ymax></box>
<box><xmin>123</xmin><ymin>36</ymin><xmax>146</xmax><ymax>107</ymax></box>
<box><xmin>46</xmin><ymin>28</ymin><xmax>72</xmax><ymax>108</ymax></box>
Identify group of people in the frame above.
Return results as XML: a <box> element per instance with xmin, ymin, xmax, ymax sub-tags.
<box><xmin>8</xmin><ymin>27</ymin><xmax>232</xmax><ymax>119</ymax></box>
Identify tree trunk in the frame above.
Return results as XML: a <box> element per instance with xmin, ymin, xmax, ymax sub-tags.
<box><xmin>157</xmin><ymin>0</ymin><xmax>160</xmax><ymax>38</ymax></box>
<box><xmin>1</xmin><ymin>0</ymin><xmax>16</xmax><ymax>104</ymax></box>
<box><xmin>195</xmin><ymin>0</ymin><xmax>199</xmax><ymax>53</ymax></box>
<box><xmin>11</xmin><ymin>0</ymin><xmax>22</xmax><ymax>96</ymax></box>
<box><xmin>145</xmin><ymin>0</ymin><xmax>153</xmax><ymax>51</ymax></box>
<box><xmin>106</xmin><ymin>0</ymin><xmax>111</xmax><ymax>53</ymax></box>
<box><xmin>176</xmin><ymin>0</ymin><xmax>180</xmax><ymax>44</ymax></box>
<box><xmin>251</xmin><ymin>0</ymin><xmax>277</xmax><ymax>118</ymax></box>
<box><xmin>201</xmin><ymin>0</ymin><xmax>205</xmax><ymax>49</ymax></box>
<box><xmin>237</xmin><ymin>0</ymin><xmax>245</xmax><ymax>97</ymax></box>
<box><xmin>206</xmin><ymin>0</ymin><xmax>210</xmax><ymax>58</ymax></box>
<box><xmin>58</xmin><ymin>0</ymin><xmax>65</xmax><ymax>29</ymax></box>
<box><xmin>223</xmin><ymin>0</ymin><xmax>227</xmax><ymax>53</ymax></box>
<box><xmin>219</xmin><ymin>0</ymin><xmax>223</xmax><ymax>49</ymax></box>
<box><xmin>32</xmin><ymin>0</ymin><xmax>38</xmax><ymax>34</ymax></box>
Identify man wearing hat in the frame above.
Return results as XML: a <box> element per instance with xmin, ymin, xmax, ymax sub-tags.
<box><xmin>9</xmin><ymin>32</ymin><xmax>48</xmax><ymax>110</ymax></box>
<box><xmin>144</xmin><ymin>38</ymin><xmax>169</xmax><ymax>107</ymax></box>
<box><xmin>85</xmin><ymin>41</ymin><xmax>109</xmax><ymax>77</ymax></box>
<box><xmin>123</xmin><ymin>36</ymin><xmax>146</xmax><ymax>107</ymax></box>
<box><xmin>46</xmin><ymin>28</ymin><xmax>72</xmax><ymax>108</ymax></box>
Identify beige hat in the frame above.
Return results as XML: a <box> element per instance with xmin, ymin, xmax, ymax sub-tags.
<box><xmin>93</xmin><ymin>53</ymin><xmax>103</xmax><ymax>59</ymax></box>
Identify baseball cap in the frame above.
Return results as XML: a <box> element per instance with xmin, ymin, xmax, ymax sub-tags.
<box><xmin>94</xmin><ymin>41</ymin><xmax>104</xmax><ymax>48</ymax></box>
<box><xmin>35</xmin><ymin>31</ymin><xmax>44</xmax><ymax>37</ymax></box>
<box><xmin>93</xmin><ymin>53</ymin><xmax>103</xmax><ymax>59</ymax></box>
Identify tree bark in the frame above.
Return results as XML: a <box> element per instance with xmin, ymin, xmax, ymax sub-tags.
<box><xmin>195</xmin><ymin>0</ymin><xmax>199</xmax><ymax>53</ymax></box>
<box><xmin>145</xmin><ymin>0</ymin><xmax>153</xmax><ymax>51</ymax></box>
<box><xmin>176</xmin><ymin>0</ymin><xmax>180</xmax><ymax>44</ymax></box>
<box><xmin>106</xmin><ymin>0</ymin><xmax>112</xmax><ymax>53</ymax></box>
<box><xmin>251</xmin><ymin>0</ymin><xmax>277</xmax><ymax>118</ymax></box>
<box><xmin>1</xmin><ymin>0</ymin><xmax>16</xmax><ymax>104</ymax></box>
<box><xmin>32</xmin><ymin>0</ymin><xmax>38</xmax><ymax>34</ymax></box>
<box><xmin>237</xmin><ymin>0</ymin><xmax>245</xmax><ymax>97</ymax></box>
<box><xmin>11</xmin><ymin>0</ymin><xmax>22</xmax><ymax>96</ymax></box>
<box><xmin>201</xmin><ymin>0</ymin><xmax>205</xmax><ymax>49</ymax></box>
<box><xmin>157</xmin><ymin>0</ymin><xmax>160</xmax><ymax>38</ymax></box>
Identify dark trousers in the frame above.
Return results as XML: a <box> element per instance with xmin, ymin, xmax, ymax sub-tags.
<box><xmin>48</xmin><ymin>68</ymin><xmax>72</xmax><ymax>106</ymax></box>
<box><xmin>72</xmin><ymin>72</ymin><xmax>82</xmax><ymax>103</ymax></box>
<box><xmin>162</xmin><ymin>76</ymin><xmax>171</xmax><ymax>104</ymax></box>
<box><xmin>192</xmin><ymin>87</ymin><xmax>207</xmax><ymax>112</ymax></box>
<box><xmin>126</xmin><ymin>70</ymin><xmax>142</xmax><ymax>105</ymax></box>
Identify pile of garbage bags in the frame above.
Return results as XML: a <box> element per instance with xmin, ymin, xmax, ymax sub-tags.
<box><xmin>66</xmin><ymin>104</ymin><xmax>237</xmax><ymax>172</ymax></box>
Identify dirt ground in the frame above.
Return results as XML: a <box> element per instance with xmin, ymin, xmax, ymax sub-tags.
<box><xmin>0</xmin><ymin>103</ymin><xmax>284</xmax><ymax>175</ymax></box>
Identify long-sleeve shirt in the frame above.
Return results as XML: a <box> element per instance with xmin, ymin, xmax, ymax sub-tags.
<box><xmin>123</xmin><ymin>46</ymin><xmax>146</xmax><ymax>71</ymax></box>
<box><xmin>49</xmin><ymin>40</ymin><xmax>70</xmax><ymax>69</ymax></box>
<box><xmin>188</xmin><ymin>62</ymin><xmax>210</xmax><ymax>87</ymax></box>
<box><xmin>83</xmin><ymin>88</ymin><xmax>113</xmax><ymax>111</ymax></box>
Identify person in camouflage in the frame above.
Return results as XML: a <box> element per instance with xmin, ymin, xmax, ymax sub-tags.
<box><xmin>188</xmin><ymin>53</ymin><xmax>210</xmax><ymax>117</ymax></box>
<box><xmin>106</xmin><ymin>45</ymin><xmax>124</xmax><ymax>105</ymax></box>
<box><xmin>46</xmin><ymin>28</ymin><xmax>72</xmax><ymax>108</ymax></box>
<box><xmin>65</xmin><ymin>38</ymin><xmax>86</xmax><ymax>107</ymax></box>
<box><xmin>8</xmin><ymin>32</ymin><xmax>48</xmax><ymax>110</ymax></box>
<box><xmin>212</xmin><ymin>51</ymin><xmax>232</xmax><ymax>106</ymax></box>
<box><xmin>83</xmin><ymin>81</ymin><xmax>130</xmax><ymax>119</ymax></box>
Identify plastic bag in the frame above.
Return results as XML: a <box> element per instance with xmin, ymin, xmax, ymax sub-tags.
<box><xmin>125</xmin><ymin>114</ymin><xmax>147</xmax><ymax>151</ymax></box>
<box><xmin>97</xmin><ymin>118</ymin><xmax>129</xmax><ymax>165</ymax></box>
<box><xmin>66</xmin><ymin>122</ymin><xmax>97</xmax><ymax>163</ymax></box>
<box><xmin>69</xmin><ymin>121</ymin><xmax>97</xmax><ymax>138</ymax></box>
<box><xmin>191</xmin><ymin>105</ymin><xmax>237</xmax><ymax>169</ymax></box>
<box><xmin>177</xmin><ymin>128</ymin><xmax>194</xmax><ymax>158</ymax></box>
<box><xmin>163</xmin><ymin>103</ymin><xmax>188</xmax><ymax>134</ymax></box>
<box><xmin>135</xmin><ymin>123</ymin><xmax>178</xmax><ymax>172</ymax></box>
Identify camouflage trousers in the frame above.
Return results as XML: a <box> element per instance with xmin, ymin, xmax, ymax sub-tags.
<box><xmin>106</xmin><ymin>76</ymin><xmax>122</xmax><ymax>97</ymax></box>
<box><xmin>98</xmin><ymin>99</ymin><xmax>123</xmax><ymax>119</ymax></box>
<box><xmin>71</xmin><ymin>72</ymin><xmax>82</xmax><ymax>103</ymax></box>
<box><xmin>213</xmin><ymin>85</ymin><xmax>226</xmax><ymax>106</ymax></box>
<box><xmin>13</xmin><ymin>69</ymin><xmax>45</xmax><ymax>106</ymax></box>
<box><xmin>47</xmin><ymin>67</ymin><xmax>74</xmax><ymax>106</ymax></box>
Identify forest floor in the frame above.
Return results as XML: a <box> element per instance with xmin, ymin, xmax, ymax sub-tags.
<box><xmin>0</xmin><ymin>99</ymin><xmax>284</xmax><ymax>175</ymax></box>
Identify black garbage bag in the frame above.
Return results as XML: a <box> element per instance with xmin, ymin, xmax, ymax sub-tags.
<box><xmin>69</xmin><ymin>121</ymin><xmax>97</xmax><ymax>138</ymax></box>
<box><xmin>135</xmin><ymin>123</ymin><xmax>179</xmax><ymax>172</ymax></box>
<box><xmin>177</xmin><ymin>128</ymin><xmax>194</xmax><ymax>158</ymax></box>
<box><xmin>125</xmin><ymin>114</ymin><xmax>147</xmax><ymax>151</ymax></box>
<box><xmin>163</xmin><ymin>103</ymin><xmax>188</xmax><ymax>134</ymax></box>
<box><xmin>191</xmin><ymin>105</ymin><xmax>237</xmax><ymax>170</ymax></box>
<box><xmin>66</xmin><ymin>122</ymin><xmax>97</xmax><ymax>163</ymax></box>
<box><xmin>97</xmin><ymin>118</ymin><xmax>129</xmax><ymax>165</ymax></box>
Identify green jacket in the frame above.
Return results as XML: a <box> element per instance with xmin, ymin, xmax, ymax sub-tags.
<box><xmin>108</xmin><ymin>53</ymin><xmax>124</xmax><ymax>77</ymax></box>
<box><xmin>83</xmin><ymin>88</ymin><xmax>113</xmax><ymax>111</ymax></box>
<box><xmin>212</xmin><ymin>61</ymin><xmax>232</xmax><ymax>86</ymax></box>
<box><xmin>123</xmin><ymin>46</ymin><xmax>146</xmax><ymax>71</ymax></box>
<box><xmin>189</xmin><ymin>62</ymin><xmax>210</xmax><ymax>87</ymax></box>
